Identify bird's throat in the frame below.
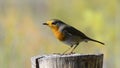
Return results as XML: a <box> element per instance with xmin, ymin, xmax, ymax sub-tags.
<box><xmin>51</xmin><ymin>28</ymin><xmax>65</xmax><ymax>41</ymax></box>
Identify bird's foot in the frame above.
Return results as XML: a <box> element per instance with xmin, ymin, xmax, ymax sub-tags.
<box><xmin>69</xmin><ymin>52</ymin><xmax>76</xmax><ymax>54</ymax></box>
<box><xmin>70</xmin><ymin>52</ymin><xmax>76</xmax><ymax>54</ymax></box>
<box><xmin>62</xmin><ymin>52</ymin><xmax>76</xmax><ymax>55</ymax></box>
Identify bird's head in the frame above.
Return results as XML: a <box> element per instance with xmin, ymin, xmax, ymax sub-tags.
<box><xmin>43</xmin><ymin>19</ymin><xmax>66</xmax><ymax>30</ymax></box>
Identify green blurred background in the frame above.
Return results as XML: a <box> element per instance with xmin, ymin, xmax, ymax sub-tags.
<box><xmin>0</xmin><ymin>0</ymin><xmax>119</xmax><ymax>68</ymax></box>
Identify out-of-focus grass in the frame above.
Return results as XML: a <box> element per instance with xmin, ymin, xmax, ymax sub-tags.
<box><xmin>0</xmin><ymin>0</ymin><xmax>119</xmax><ymax>68</ymax></box>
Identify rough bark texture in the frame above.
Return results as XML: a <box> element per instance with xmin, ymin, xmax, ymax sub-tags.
<box><xmin>31</xmin><ymin>54</ymin><xmax>103</xmax><ymax>68</ymax></box>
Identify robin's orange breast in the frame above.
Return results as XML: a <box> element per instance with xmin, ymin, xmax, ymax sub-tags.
<box><xmin>52</xmin><ymin>29</ymin><xmax>65</xmax><ymax>41</ymax></box>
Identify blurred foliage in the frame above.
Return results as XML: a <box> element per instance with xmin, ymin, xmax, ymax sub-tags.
<box><xmin>0</xmin><ymin>0</ymin><xmax>119</xmax><ymax>68</ymax></box>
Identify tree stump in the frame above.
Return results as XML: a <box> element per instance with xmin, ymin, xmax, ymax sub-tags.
<box><xmin>31</xmin><ymin>53</ymin><xmax>103</xmax><ymax>68</ymax></box>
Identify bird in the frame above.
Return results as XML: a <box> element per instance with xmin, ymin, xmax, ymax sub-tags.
<box><xmin>43</xmin><ymin>19</ymin><xmax>104</xmax><ymax>54</ymax></box>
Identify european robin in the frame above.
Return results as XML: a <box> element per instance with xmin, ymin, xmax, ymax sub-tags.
<box><xmin>43</xmin><ymin>19</ymin><xmax>104</xmax><ymax>53</ymax></box>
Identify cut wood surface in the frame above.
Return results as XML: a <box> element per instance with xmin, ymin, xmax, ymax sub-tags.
<box><xmin>31</xmin><ymin>53</ymin><xmax>103</xmax><ymax>68</ymax></box>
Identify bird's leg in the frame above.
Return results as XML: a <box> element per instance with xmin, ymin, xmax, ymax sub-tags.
<box><xmin>70</xmin><ymin>45</ymin><xmax>78</xmax><ymax>53</ymax></box>
<box><xmin>62</xmin><ymin>45</ymin><xmax>73</xmax><ymax>54</ymax></box>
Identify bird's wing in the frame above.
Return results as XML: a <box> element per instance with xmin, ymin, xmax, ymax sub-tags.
<box><xmin>62</xmin><ymin>26</ymin><xmax>105</xmax><ymax>45</ymax></box>
<box><xmin>62</xmin><ymin>26</ymin><xmax>87</xmax><ymax>38</ymax></box>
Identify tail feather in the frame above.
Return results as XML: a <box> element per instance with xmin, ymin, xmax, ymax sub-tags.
<box><xmin>87</xmin><ymin>37</ymin><xmax>105</xmax><ymax>45</ymax></box>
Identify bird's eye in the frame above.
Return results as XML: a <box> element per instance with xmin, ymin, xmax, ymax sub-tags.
<box><xmin>52</xmin><ymin>22</ymin><xmax>57</xmax><ymax>25</ymax></box>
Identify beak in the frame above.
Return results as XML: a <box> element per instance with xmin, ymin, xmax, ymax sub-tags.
<box><xmin>43</xmin><ymin>23</ymin><xmax>48</xmax><ymax>25</ymax></box>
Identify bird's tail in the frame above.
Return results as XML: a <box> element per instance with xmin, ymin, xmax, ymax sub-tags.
<box><xmin>87</xmin><ymin>37</ymin><xmax>105</xmax><ymax>45</ymax></box>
